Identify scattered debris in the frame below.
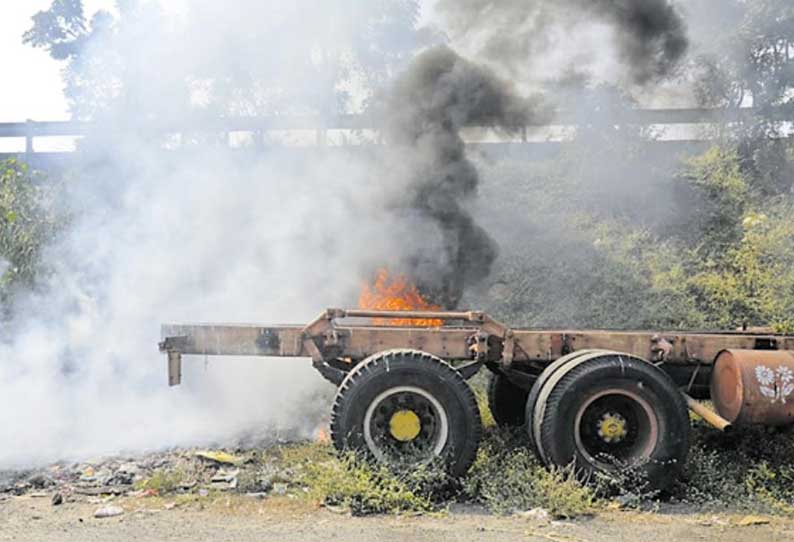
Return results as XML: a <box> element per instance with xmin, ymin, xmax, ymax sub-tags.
<box><xmin>195</xmin><ymin>451</ymin><xmax>244</xmax><ymax>466</ymax></box>
<box><xmin>94</xmin><ymin>505</ymin><xmax>124</xmax><ymax>519</ymax></box>
<box><xmin>697</xmin><ymin>515</ymin><xmax>729</xmax><ymax>527</ymax></box>
<box><xmin>244</xmin><ymin>492</ymin><xmax>268</xmax><ymax>499</ymax></box>
<box><xmin>210</xmin><ymin>468</ymin><xmax>239</xmax><ymax>491</ymax></box>
<box><xmin>519</xmin><ymin>507</ymin><xmax>551</xmax><ymax>522</ymax></box>
<box><xmin>74</xmin><ymin>485</ymin><xmax>132</xmax><ymax>496</ymax></box>
<box><xmin>736</xmin><ymin>515</ymin><xmax>771</xmax><ymax>527</ymax></box>
<box><xmin>272</xmin><ymin>483</ymin><xmax>288</xmax><ymax>497</ymax></box>
<box><xmin>0</xmin><ymin>447</ymin><xmax>281</xmax><ymax>505</ymax></box>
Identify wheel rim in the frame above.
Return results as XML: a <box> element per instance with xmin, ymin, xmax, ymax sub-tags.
<box><xmin>573</xmin><ymin>388</ymin><xmax>659</xmax><ymax>469</ymax></box>
<box><xmin>363</xmin><ymin>385</ymin><xmax>449</xmax><ymax>465</ymax></box>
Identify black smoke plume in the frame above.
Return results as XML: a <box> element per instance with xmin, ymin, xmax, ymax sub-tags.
<box><xmin>438</xmin><ymin>0</ymin><xmax>689</xmax><ymax>85</ymax></box>
<box><xmin>380</xmin><ymin>45</ymin><xmax>548</xmax><ymax>308</ymax></box>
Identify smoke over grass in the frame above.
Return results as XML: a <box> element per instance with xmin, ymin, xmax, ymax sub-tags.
<box><xmin>5</xmin><ymin>0</ymin><xmax>782</xmax><ymax>474</ymax></box>
<box><xmin>0</xmin><ymin>1</ymin><xmax>544</xmax><ymax>468</ymax></box>
<box><xmin>0</xmin><ymin>1</ymin><xmax>438</xmax><ymax>469</ymax></box>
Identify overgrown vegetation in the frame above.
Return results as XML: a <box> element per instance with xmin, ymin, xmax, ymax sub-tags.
<box><xmin>5</xmin><ymin>137</ymin><xmax>794</xmax><ymax>520</ymax></box>
<box><xmin>0</xmin><ymin>159</ymin><xmax>63</xmax><ymax>315</ymax></box>
<box><xmin>235</xmin><ymin>415</ymin><xmax>794</xmax><ymax>518</ymax></box>
<box><xmin>470</xmin><ymin>140</ymin><xmax>794</xmax><ymax>334</ymax></box>
<box><xmin>676</xmin><ymin>421</ymin><xmax>794</xmax><ymax>513</ymax></box>
<box><xmin>462</xmin><ymin>428</ymin><xmax>596</xmax><ymax>518</ymax></box>
<box><xmin>135</xmin><ymin>469</ymin><xmax>186</xmax><ymax>494</ymax></box>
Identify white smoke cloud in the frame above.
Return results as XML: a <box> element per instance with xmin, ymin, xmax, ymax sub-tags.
<box><xmin>1</xmin><ymin>0</ymin><xmax>727</xmax><ymax>470</ymax></box>
<box><xmin>0</xmin><ymin>0</ymin><xmax>432</xmax><ymax>469</ymax></box>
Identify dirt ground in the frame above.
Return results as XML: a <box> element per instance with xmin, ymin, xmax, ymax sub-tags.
<box><xmin>2</xmin><ymin>494</ymin><xmax>793</xmax><ymax>542</ymax></box>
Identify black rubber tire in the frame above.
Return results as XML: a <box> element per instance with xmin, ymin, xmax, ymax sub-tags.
<box><xmin>535</xmin><ymin>354</ymin><xmax>690</xmax><ymax>489</ymax></box>
<box><xmin>330</xmin><ymin>349</ymin><xmax>482</xmax><ymax>477</ymax></box>
<box><xmin>487</xmin><ymin>372</ymin><xmax>530</xmax><ymax>427</ymax></box>
<box><xmin>525</xmin><ymin>350</ymin><xmax>612</xmax><ymax>460</ymax></box>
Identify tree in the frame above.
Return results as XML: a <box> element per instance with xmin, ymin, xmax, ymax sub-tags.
<box><xmin>0</xmin><ymin>160</ymin><xmax>63</xmax><ymax>314</ymax></box>
<box><xmin>691</xmin><ymin>0</ymin><xmax>794</xmax><ymax>111</ymax></box>
<box><xmin>23</xmin><ymin>0</ymin><xmax>434</xmax><ymax>120</ymax></box>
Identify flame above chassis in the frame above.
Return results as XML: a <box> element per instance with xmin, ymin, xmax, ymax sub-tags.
<box><xmin>358</xmin><ymin>269</ymin><xmax>444</xmax><ymax>327</ymax></box>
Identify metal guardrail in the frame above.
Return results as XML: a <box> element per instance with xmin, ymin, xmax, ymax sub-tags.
<box><xmin>1</xmin><ymin>106</ymin><xmax>791</xmax><ymax>162</ymax></box>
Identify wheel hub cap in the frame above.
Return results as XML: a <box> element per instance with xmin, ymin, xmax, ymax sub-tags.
<box><xmin>389</xmin><ymin>409</ymin><xmax>422</xmax><ymax>442</ymax></box>
<box><xmin>597</xmin><ymin>412</ymin><xmax>628</xmax><ymax>443</ymax></box>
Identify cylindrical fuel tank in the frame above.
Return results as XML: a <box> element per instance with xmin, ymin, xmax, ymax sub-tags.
<box><xmin>711</xmin><ymin>349</ymin><xmax>794</xmax><ymax>426</ymax></box>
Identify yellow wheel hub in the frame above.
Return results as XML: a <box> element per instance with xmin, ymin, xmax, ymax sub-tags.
<box><xmin>597</xmin><ymin>413</ymin><xmax>628</xmax><ymax>443</ymax></box>
<box><xmin>389</xmin><ymin>409</ymin><xmax>422</xmax><ymax>442</ymax></box>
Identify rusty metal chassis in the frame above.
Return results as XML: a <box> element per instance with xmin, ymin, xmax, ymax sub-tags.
<box><xmin>160</xmin><ymin>309</ymin><xmax>794</xmax><ymax>390</ymax></box>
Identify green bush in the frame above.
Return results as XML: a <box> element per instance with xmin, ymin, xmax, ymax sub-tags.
<box><xmin>470</xmin><ymin>142</ymin><xmax>794</xmax><ymax>333</ymax></box>
<box><xmin>463</xmin><ymin>427</ymin><xmax>596</xmax><ymax>518</ymax></box>
<box><xmin>298</xmin><ymin>451</ymin><xmax>438</xmax><ymax>515</ymax></box>
<box><xmin>673</xmin><ymin>422</ymin><xmax>794</xmax><ymax>513</ymax></box>
<box><xmin>0</xmin><ymin>159</ymin><xmax>63</xmax><ymax>313</ymax></box>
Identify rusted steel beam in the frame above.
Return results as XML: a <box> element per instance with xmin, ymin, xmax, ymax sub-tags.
<box><xmin>161</xmin><ymin>309</ymin><xmax>794</xmax><ymax>370</ymax></box>
<box><xmin>160</xmin><ymin>323</ymin><xmax>306</xmax><ymax>357</ymax></box>
<box><xmin>340</xmin><ymin>309</ymin><xmax>481</xmax><ymax>321</ymax></box>
<box><xmin>511</xmin><ymin>329</ymin><xmax>788</xmax><ymax>366</ymax></box>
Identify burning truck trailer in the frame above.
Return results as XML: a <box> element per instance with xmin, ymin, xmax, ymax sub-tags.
<box><xmin>159</xmin><ymin>301</ymin><xmax>794</xmax><ymax>489</ymax></box>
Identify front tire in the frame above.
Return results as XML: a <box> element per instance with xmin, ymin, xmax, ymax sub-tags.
<box><xmin>330</xmin><ymin>349</ymin><xmax>482</xmax><ymax>477</ymax></box>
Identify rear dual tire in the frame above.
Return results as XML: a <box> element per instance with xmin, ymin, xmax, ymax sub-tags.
<box><xmin>527</xmin><ymin>352</ymin><xmax>690</xmax><ymax>488</ymax></box>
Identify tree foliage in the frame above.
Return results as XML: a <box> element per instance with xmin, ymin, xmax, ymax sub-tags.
<box><xmin>470</xmin><ymin>140</ymin><xmax>794</xmax><ymax>333</ymax></box>
<box><xmin>23</xmin><ymin>0</ymin><xmax>432</xmax><ymax>119</ymax></box>
<box><xmin>0</xmin><ymin>160</ymin><xmax>63</xmax><ymax>312</ymax></box>
<box><xmin>692</xmin><ymin>0</ymin><xmax>794</xmax><ymax>111</ymax></box>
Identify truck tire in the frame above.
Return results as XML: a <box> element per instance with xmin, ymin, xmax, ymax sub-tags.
<box><xmin>487</xmin><ymin>372</ymin><xmax>529</xmax><ymax>427</ymax></box>
<box><xmin>525</xmin><ymin>350</ymin><xmax>612</xmax><ymax>459</ymax></box>
<box><xmin>330</xmin><ymin>349</ymin><xmax>482</xmax><ymax>477</ymax></box>
<box><xmin>533</xmin><ymin>353</ymin><xmax>689</xmax><ymax>489</ymax></box>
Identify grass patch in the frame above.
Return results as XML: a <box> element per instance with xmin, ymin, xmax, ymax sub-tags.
<box><xmin>135</xmin><ymin>469</ymin><xmax>185</xmax><ymax>494</ymax></box>
<box><xmin>673</xmin><ymin>421</ymin><xmax>794</xmax><ymax>513</ymax></box>
<box><xmin>228</xmin><ymin>388</ymin><xmax>794</xmax><ymax>518</ymax></box>
<box><xmin>463</xmin><ymin>427</ymin><xmax>597</xmax><ymax>518</ymax></box>
<box><xmin>265</xmin><ymin>442</ymin><xmax>447</xmax><ymax>515</ymax></box>
<box><xmin>268</xmin><ymin>422</ymin><xmax>794</xmax><ymax>517</ymax></box>
<box><xmin>299</xmin><ymin>453</ymin><xmax>437</xmax><ymax>516</ymax></box>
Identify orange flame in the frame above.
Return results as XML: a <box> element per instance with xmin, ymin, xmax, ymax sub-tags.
<box><xmin>359</xmin><ymin>268</ymin><xmax>443</xmax><ymax>327</ymax></box>
<box><xmin>314</xmin><ymin>425</ymin><xmax>330</xmax><ymax>444</ymax></box>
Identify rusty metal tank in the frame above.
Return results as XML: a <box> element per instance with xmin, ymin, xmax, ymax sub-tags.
<box><xmin>711</xmin><ymin>349</ymin><xmax>794</xmax><ymax>426</ymax></box>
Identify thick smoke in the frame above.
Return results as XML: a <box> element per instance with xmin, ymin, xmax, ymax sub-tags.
<box><xmin>0</xmin><ymin>1</ymin><xmax>544</xmax><ymax>468</ymax></box>
<box><xmin>379</xmin><ymin>46</ymin><xmax>547</xmax><ymax>307</ymax></box>
<box><xmin>0</xmin><ymin>1</ymin><xmax>432</xmax><ymax>469</ymax></box>
<box><xmin>1</xmin><ymin>0</ymin><xmax>704</xmax><ymax>470</ymax></box>
<box><xmin>437</xmin><ymin>0</ymin><xmax>689</xmax><ymax>86</ymax></box>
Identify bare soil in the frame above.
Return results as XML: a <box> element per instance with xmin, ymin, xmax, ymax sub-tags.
<box><xmin>2</xmin><ymin>494</ymin><xmax>793</xmax><ymax>542</ymax></box>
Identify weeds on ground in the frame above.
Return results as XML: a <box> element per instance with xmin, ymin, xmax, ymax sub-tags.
<box><xmin>285</xmin><ymin>445</ymin><xmax>447</xmax><ymax>516</ymax></box>
<box><xmin>674</xmin><ymin>420</ymin><xmax>794</xmax><ymax>513</ymax></box>
<box><xmin>235</xmin><ymin>401</ymin><xmax>794</xmax><ymax>518</ymax></box>
<box><xmin>463</xmin><ymin>427</ymin><xmax>597</xmax><ymax>518</ymax></box>
<box><xmin>135</xmin><ymin>469</ymin><xmax>185</xmax><ymax>493</ymax></box>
